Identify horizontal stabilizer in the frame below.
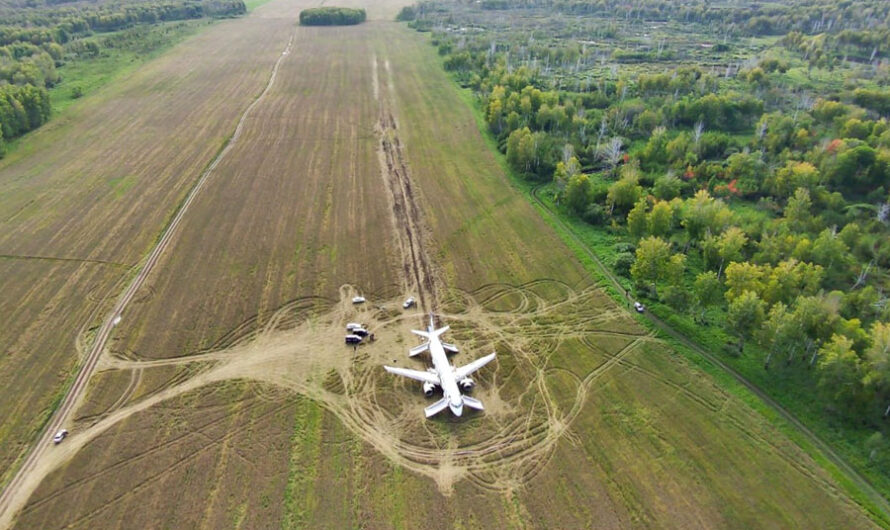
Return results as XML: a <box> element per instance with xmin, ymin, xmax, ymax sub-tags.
<box><xmin>411</xmin><ymin>329</ymin><xmax>430</xmax><ymax>339</ymax></box>
<box><xmin>425</xmin><ymin>397</ymin><xmax>450</xmax><ymax>417</ymax></box>
<box><xmin>409</xmin><ymin>342</ymin><xmax>429</xmax><ymax>357</ymax></box>
<box><xmin>462</xmin><ymin>396</ymin><xmax>484</xmax><ymax>411</ymax></box>
<box><xmin>454</xmin><ymin>352</ymin><xmax>497</xmax><ymax>381</ymax></box>
<box><xmin>441</xmin><ymin>342</ymin><xmax>459</xmax><ymax>354</ymax></box>
<box><xmin>384</xmin><ymin>365</ymin><xmax>440</xmax><ymax>385</ymax></box>
<box><xmin>432</xmin><ymin>325</ymin><xmax>450</xmax><ymax>337</ymax></box>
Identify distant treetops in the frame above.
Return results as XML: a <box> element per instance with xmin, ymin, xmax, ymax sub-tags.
<box><xmin>299</xmin><ymin>7</ymin><xmax>366</xmax><ymax>26</ymax></box>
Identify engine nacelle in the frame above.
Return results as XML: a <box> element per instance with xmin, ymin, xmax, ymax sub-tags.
<box><xmin>422</xmin><ymin>381</ymin><xmax>436</xmax><ymax>397</ymax></box>
<box><xmin>459</xmin><ymin>378</ymin><xmax>475</xmax><ymax>392</ymax></box>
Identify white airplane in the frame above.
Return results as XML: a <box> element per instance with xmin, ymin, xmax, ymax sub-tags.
<box><xmin>385</xmin><ymin>315</ymin><xmax>496</xmax><ymax>418</ymax></box>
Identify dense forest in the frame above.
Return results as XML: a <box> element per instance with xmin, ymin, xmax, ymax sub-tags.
<box><xmin>299</xmin><ymin>7</ymin><xmax>366</xmax><ymax>26</ymax></box>
<box><xmin>0</xmin><ymin>0</ymin><xmax>245</xmax><ymax>155</ymax></box>
<box><xmin>400</xmin><ymin>0</ymin><xmax>890</xmax><ymax>496</ymax></box>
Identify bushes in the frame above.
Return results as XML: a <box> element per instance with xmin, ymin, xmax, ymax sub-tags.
<box><xmin>299</xmin><ymin>7</ymin><xmax>366</xmax><ymax>26</ymax></box>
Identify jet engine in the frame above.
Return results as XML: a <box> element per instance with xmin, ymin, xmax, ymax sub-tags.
<box><xmin>422</xmin><ymin>381</ymin><xmax>436</xmax><ymax>397</ymax></box>
<box><xmin>459</xmin><ymin>378</ymin><xmax>475</xmax><ymax>392</ymax></box>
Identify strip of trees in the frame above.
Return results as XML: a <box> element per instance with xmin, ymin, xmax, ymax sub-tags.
<box><xmin>299</xmin><ymin>7</ymin><xmax>366</xmax><ymax>26</ymax></box>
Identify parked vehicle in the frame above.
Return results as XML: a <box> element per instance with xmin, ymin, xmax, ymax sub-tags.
<box><xmin>634</xmin><ymin>301</ymin><xmax>645</xmax><ymax>313</ymax></box>
<box><xmin>352</xmin><ymin>296</ymin><xmax>366</xmax><ymax>304</ymax></box>
<box><xmin>345</xmin><ymin>334</ymin><xmax>362</xmax><ymax>345</ymax></box>
<box><xmin>403</xmin><ymin>297</ymin><xmax>416</xmax><ymax>309</ymax></box>
<box><xmin>53</xmin><ymin>429</ymin><xmax>68</xmax><ymax>444</ymax></box>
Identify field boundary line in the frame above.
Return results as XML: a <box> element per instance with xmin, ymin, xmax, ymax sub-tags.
<box><xmin>0</xmin><ymin>254</ymin><xmax>130</xmax><ymax>268</ymax></box>
<box><xmin>0</xmin><ymin>26</ymin><xmax>297</xmax><ymax>529</ymax></box>
<box><xmin>528</xmin><ymin>184</ymin><xmax>890</xmax><ymax>523</ymax></box>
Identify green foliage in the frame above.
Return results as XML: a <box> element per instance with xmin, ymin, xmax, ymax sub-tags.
<box><xmin>299</xmin><ymin>7</ymin><xmax>366</xmax><ymax>26</ymax></box>
<box><xmin>647</xmin><ymin>200</ymin><xmax>674</xmax><ymax>238</ymax></box>
<box><xmin>726</xmin><ymin>290</ymin><xmax>766</xmax><ymax>351</ymax></box>
<box><xmin>564</xmin><ymin>173</ymin><xmax>591</xmax><ymax>215</ymax></box>
<box><xmin>681</xmin><ymin>189</ymin><xmax>732</xmax><ymax>241</ymax></box>
<box><xmin>506</xmin><ymin>126</ymin><xmax>556</xmax><ymax>180</ymax></box>
<box><xmin>607</xmin><ymin>164</ymin><xmax>643</xmax><ymax>215</ymax></box>
<box><xmin>853</xmin><ymin>89</ymin><xmax>890</xmax><ymax>117</ymax></box>
<box><xmin>631</xmin><ymin>236</ymin><xmax>684</xmax><ymax>296</ymax></box>
<box><xmin>395</xmin><ymin>6</ymin><xmax>417</xmax><ymax>21</ymax></box>
<box><xmin>692</xmin><ymin>270</ymin><xmax>722</xmax><ymax>321</ymax></box>
<box><xmin>652</xmin><ymin>173</ymin><xmax>683</xmax><ymax>200</ymax></box>
<box><xmin>626</xmin><ymin>198</ymin><xmax>648</xmax><ymax>239</ymax></box>
<box><xmin>818</xmin><ymin>335</ymin><xmax>866</xmax><ymax>414</ymax></box>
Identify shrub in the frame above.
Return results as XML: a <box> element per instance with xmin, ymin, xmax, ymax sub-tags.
<box><xmin>299</xmin><ymin>7</ymin><xmax>366</xmax><ymax>26</ymax></box>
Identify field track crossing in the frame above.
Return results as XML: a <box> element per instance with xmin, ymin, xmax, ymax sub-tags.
<box><xmin>0</xmin><ymin>29</ymin><xmax>298</xmax><ymax>529</ymax></box>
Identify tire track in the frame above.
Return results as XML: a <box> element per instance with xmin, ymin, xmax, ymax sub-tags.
<box><xmin>374</xmin><ymin>54</ymin><xmax>440</xmax><ymax>315</ymax></box>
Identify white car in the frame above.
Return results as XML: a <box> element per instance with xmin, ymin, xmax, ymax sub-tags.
<box><xmin>53</xmin><ymin>429</ymin><xmax>68</xmax><ymax>444</ymax></box>
<box><xmin>352</xmin><ymin>296</ymin><xmax>366</xmax><ymax>304</ymax></box>
<box><xmin>634</xmin><ymin>301</ymin><xmax>645</xmax><ymax>313</ymax></box>
<box><xmin>403</xmin><ymin>297</ymin><xmax>416</xmax><ymax>309</ymax></box>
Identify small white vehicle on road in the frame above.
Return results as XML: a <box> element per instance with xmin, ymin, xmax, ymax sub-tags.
<box><xmin>634</xmin><ymin>301</ymin><xmax>645</xmax><ymax>313</ymax></box>
<box><xmin>352</xmin><ymin>296</ymin><xmax>366</xmax><ymax>304</ymax></box>
<box><xmin>403</xmin><ymin>297</ymin><xmax>416</xmax><ymax>309</ymax></box>
<box><xmin>53</xmin><ymin>429</ymin><xmax>68</xmax><ymax>444</ymax></box>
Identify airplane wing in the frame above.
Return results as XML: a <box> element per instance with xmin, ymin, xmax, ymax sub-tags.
<box><xmin>462</xmin><ymin>396</ymin><xmax>484</xmax><ymax>411</ymax></box>
<box><xmin>384</xmin><ymin>365</ymin><xmax>440</xmax><ymax>385</ymax></box>
<box><xmin>425</xmin><ymin>397</ymin><xmax>450</xmax><ymax>417</ymax></box>
<box><xmin>453</xmin><ymin>352</ymin><xmax>496</xmax><ymax>381</ymax></box>
<box><xmin>409</xmin><ymin>342</ymin><xmax>429</xmax><ymax>357</ymax></box>
<box><xmin>441</xmin><ymin>342</ymin><xmax>459</xmax><ymax>354</ymax></box>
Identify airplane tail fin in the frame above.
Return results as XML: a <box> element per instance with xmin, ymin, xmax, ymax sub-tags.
<box><xmin>424</xmin><ymin>397</ymin><xmax>450</xmax><ymax>418</ymax></box>
<box><xmin>462</xmin><ymin>396</ymin><xmax>485</xmax><ymax>411</ymax></box>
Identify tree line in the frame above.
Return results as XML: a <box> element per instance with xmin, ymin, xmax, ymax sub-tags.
<box><xmin>299</xmin><ymin>7</ymin><xmax>366</xmax><ymax>26</ymax></box>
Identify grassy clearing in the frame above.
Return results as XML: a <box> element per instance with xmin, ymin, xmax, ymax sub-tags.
<box><xmin>244</xmin><ymin>0</ymin><xmax>276</xmax><ymax>10</ymax></box>
<box><xmin>49</xmin><ymin>21</ymin><xmax>210</xmax><ymax>116</ymax></box>
<box><xmin>283</xmin><ymin>396</ymin><xmax>323</xmax><ymax>528</ymax></box>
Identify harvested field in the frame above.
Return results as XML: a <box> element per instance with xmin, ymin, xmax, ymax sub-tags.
<box><xmin>0</xmin><ymin>1</ymin><xmax>883</xmax><ymax>528</ymax></box>
<box><xmin>0</xmin><ymin>0</ymin><xmax>299</xmax><ymax>487</ymax></box>
<box><xmin>15</xmin><ymin>282</ymin><xmax>877</xmax><ymax>527</ymax></box>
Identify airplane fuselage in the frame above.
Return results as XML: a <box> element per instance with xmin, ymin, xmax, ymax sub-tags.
<box><xmin>427</xmin><ymin>328</ymin><xmax>465</xmax><ymax>416</ymax></box>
